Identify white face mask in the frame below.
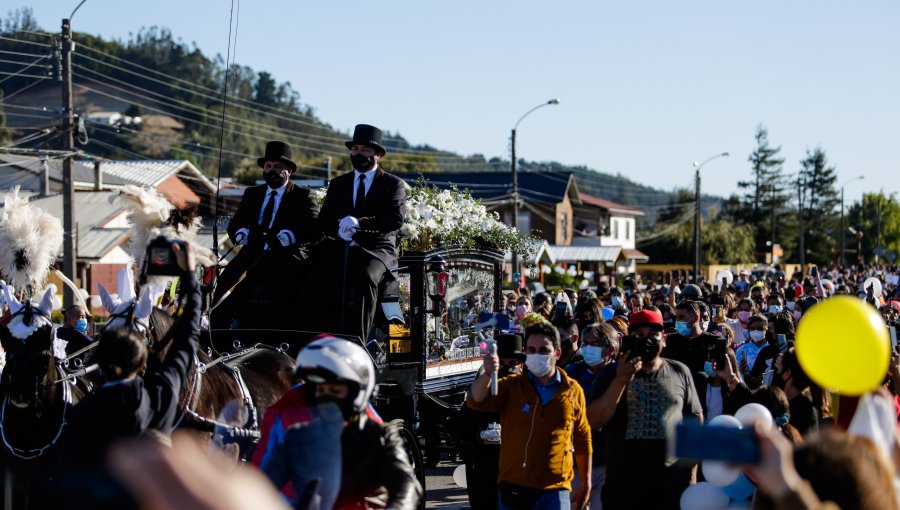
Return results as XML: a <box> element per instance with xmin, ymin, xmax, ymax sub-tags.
<box><xmin>701</xmin><ymin>320</ymin><xmax>711</xmax><ymax>332</ymax></box>
<box><xmin>525</xmin><ymin>354</ymin><xmax>554</xmax><ymax>377</ymax></box>
<box><xmin>749</xmin><ymin>330</ymin><xmax>767</xmax><ymax>343</ymax></box>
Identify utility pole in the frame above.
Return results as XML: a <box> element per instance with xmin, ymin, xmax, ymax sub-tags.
<box><xmin>798</xmin><ymin>177</ymin><xmax>805</xmax><ymax>269</ymax></box>
<box><xmin>60</xmin><ymin>18</ymin><xmax>76</xmax><ymax>306</ymax></box>
<box><xmin>510</xmin><ymin>128</ymin><xmax>518</xmax><ymax>286</ymax></box>
<box><xmin>324</xmin><ymin>156</ymin><xmax>332</xmax><ymax>184</ymax></box>
<box><xmin>770</xmin><ymin>184</ymin><xmax>777</xmax><ymax>264</ymax></box>
<box><xmin>693</xmin><ymin>167</ymin><xmax>701</xmax><ymax>283</ymax></box>
<box><xmin>840</xmin><ymin>186</ymin><xmax>846</xmax><ymax>267</ymax></box>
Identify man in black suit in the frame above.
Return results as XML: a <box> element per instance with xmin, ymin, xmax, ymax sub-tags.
<box><xmin>317</xmin><ymin>124</ymin><xmax>406</xmax><ymax>342</ymax></box>
<box><xmin>212</xmin><ymin>141</ymin><xmax>320</xmax><ymax>330</ymax></box>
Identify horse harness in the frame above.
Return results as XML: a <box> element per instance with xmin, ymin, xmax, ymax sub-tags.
<box><xmin>0</xmin><ymin>355</ymin><xmax>75</xmax><ymax>460</ymax></box>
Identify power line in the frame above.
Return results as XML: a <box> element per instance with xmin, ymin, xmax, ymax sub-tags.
<box><xmin>0</xmin><ymin>55</ymin><xmax>50</xmax><ymax>85</ymax></box>
<box><xmin>0</xmin><ymin>35</ymin><xmax>50</xmax><ymax>48</ymax></box>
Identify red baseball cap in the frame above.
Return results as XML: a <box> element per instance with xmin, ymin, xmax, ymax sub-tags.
<box><xmin>628</xmin><ymin>310</ymin><xmax>664</xmax><ymax>332</ymax></box>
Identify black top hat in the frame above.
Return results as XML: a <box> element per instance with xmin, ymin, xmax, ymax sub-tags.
<box><xmin>257</xmin><ymin>141</ymin><xmax>297</xmax><ymax>172</ymax></box>
<box><xmin>345</xmin><ymin>124</ymin><xmax>387</xmax><ymax>155</ymax></box>
<box><xmin>496</xmin><ymin>334</ymin><xmax>526</xmax><ymax>362</ymax></box>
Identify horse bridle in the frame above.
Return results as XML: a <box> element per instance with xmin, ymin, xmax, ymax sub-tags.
<box><xmin>0</xmin><ymin>357</ymin><xmax>74</xmax><ymax>460</ymax></box>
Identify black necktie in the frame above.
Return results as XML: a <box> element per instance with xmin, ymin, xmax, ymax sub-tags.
<box><xmin>355</xmin><ymin>174</ymin><xmax>366</xmax><ymax>214</ymax></box>
<box><xmin>261</xmin><ymin>190</ymin><xmax>276</xmax><ymax>229</ymax></box>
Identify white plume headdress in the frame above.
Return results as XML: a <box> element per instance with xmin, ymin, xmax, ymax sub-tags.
<box><xmin>111</xmin><ymin>185</ymin><xmax>215</xmax><ymax>272</ymax></box>
<box><xmin>0</xmin><ymin>186</ymin><xmax>64</xmax><ymax>293</ymax></box>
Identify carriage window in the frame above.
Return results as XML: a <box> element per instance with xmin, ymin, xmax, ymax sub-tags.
<box><xmin>425</xmin><ymin>261</ymin><xmax>495</xmax><ymax>362</ymax></box>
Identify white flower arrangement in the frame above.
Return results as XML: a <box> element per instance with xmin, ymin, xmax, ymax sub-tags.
<box><xmin>311</xmin><ymin>178</ymin><xmax>538</xmax><ymax>258</ymax></box>
<box><xmin>400</xmin><ymin>180</ymin><xmax>538</xmax><ymax>258</ymax></box>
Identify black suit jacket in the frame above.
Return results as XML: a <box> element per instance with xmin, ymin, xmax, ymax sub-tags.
<box><xmin>227</xmin><ymin>181</ymin><xmax>320</xmax><ymax>249</ymax></box>
<box><xmin>318</xmin><ymin>167</ymin><xmax>406</xmax><ymax>269</ymax></box>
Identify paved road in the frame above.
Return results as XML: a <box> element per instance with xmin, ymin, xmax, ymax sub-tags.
<box><xmin>425</xmin><ymin>461</ymin><xmax>469</xmax><ymax>509</ymax></box>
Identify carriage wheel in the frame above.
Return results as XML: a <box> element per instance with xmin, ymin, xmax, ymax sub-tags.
<box><xmin>398</xmin><ymin>424</ymin><xmax>426</xmax><ymax>510</ymax></box>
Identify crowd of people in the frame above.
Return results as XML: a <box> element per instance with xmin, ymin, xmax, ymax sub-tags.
<box><xmin>463</xmin><ymin>264</ymin><xmax>900</xmax><ymax>510</ymax></box>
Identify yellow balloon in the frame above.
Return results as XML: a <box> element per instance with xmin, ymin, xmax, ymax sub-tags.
<box><xmin>795</xmin><ymin>296</ymin><xmax>890</xmax><ymax>395</ymax></box>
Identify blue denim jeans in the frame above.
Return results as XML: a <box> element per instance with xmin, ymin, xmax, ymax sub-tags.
<box><xmin>498</xmin><ymin>489</ymin><xmax>570</xmax><ymax>510</ymax></box>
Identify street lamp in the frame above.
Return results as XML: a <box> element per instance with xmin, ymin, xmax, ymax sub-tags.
<box><xmin>840</xmin><ymin>175</ymin><xmax>864</xmax><ymax>267</ymax></box>
<box><xmin>510</xmin><ymin>98</ymin><xmax>559</xmax><ymax>286</ymax></box>
<box><xmin>692</xmin><ymin>152</ymin><xmax>729</xmax><ymax>283</ymax></box>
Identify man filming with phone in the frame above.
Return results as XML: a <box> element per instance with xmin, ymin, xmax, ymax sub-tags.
<box><xmin>468</xmin><ymin>322</ymin><xmax>592</xmax><ymax>510</ymax></box>
<box><xmin>587</xmin><ymin>310</ymin><xmax>702</xmax><ymax>510</ymax></box>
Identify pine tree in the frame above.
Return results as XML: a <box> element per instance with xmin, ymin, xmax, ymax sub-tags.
<box><xmin>736</xmin><ymin>125</ymin><xmax>791</xmax><ymax>262</ymax></box>
<box><xmin>798</xmin><ymin>147</ymin><xmax>840</xmax><ymax>264</ymax></box>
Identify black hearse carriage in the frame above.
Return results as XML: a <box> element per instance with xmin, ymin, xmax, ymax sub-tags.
<box><xmin>372</xmin><ymin>245</ymin><xmax>503</xmax><ymax>466</ymax></box>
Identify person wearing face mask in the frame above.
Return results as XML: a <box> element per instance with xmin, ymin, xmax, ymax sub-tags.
<box><xmin>214</xmin><ymin>141</ymin><xmax>320</xmax><ymax>329</ymax></box>
<box><xmin>588</xmin><ymin>310</ymin><xmax>702</xmax><ymax>510</ymax></box>
<box><xmin>565</xmin><ymin>323</ymin><xmax>619</xmax><ymax>509</ymax></box>
<box><xmin>724</xmin><ymin>298</ymin><xmax>756</xmax><ymax>345</ymax></box>
<box><xmin>253</xmin><ymin>336</ymin><xmax>421</xmax><ymax>509</ymax></box>
<box><xmin>553</xmin><ymin>317</ymin><xmax>582</xmax><ymax>368</ymax></box>
<box><xmin>56</xmin><ymin>304</ymin><xmax>95</xmax><ymax>363</ymax></box>
<box><xmin>455</xmin><ymin>334</ymin><xmax>526</xmax><ymax>510</ymax></box>
<box><xmin>771</xmin><ymin>348</ymin><xmax>819</xmax><ymax>436</ymax></box>
<box><xmin>734</xmin><ymin>315</ymin><xmax>771</xmax><ymax>388</ymax></box>
<box><xmin>574</xmin><ymin>298</ymin><xmax>603</xmax><ymax>335</ymax></box>
<box><xmin>660</xmin><ymin>301</ymin><xmax>720</xmax><ymax>397</ymax></box>
<box><xmin>766</xmin><ymin>294</ymin><xmax>785</xmax><ymax>316</ymax></box>
<box><xmin>608</xmin><ymin>287</ymin><xmax>624</xmax><ymax>310</ymax></box>
<box><xmin>315</xmin><ymin>124</ymin><xmax>407</xmax><ymax>343</ymax></box>
<box><xmin>468</xmin><ymin>323</ymin><xmax>593</xmax><ymax>510</ymax></box>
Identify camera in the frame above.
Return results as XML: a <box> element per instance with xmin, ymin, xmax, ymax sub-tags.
<box><xmin>143</xmin><ymin>236</ymin><xmax>188</xmax><ymax>277</ymax></box>
<box><xmin>479</xmin><ymin>422</ymin><xmax>501</xmax><ymax>445</ymax></box>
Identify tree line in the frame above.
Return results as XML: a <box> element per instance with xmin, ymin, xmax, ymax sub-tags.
<box><xmin>641</xmin><ymin>124</ymin><xmax>897</xmax><ymax>267</ymax></box>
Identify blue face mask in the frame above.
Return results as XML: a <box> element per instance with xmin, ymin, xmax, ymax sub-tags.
<box><xmin>703</xmin><ymin>361</ymin><xmax>717</xmax><ymax>378</ymax></box>
<box><xmin>675</xmin><ymin>321</ymin><xmax>692</xmax><ymax>336</ymax></box>
<box><xmin>581</xmin><ymin>345</ymin><xmax>604</xmax><ymax>366</ymax></box>
<box><xmin>768</xmin><ymin>305</ymin><xmax>783</xmax><ymax>314</ymax></box>
<box><xmin>75</xmin><ymin>318</ymin><xmax>88</xmax><ymax>333</ymax></box>
<box><xmin>611</xmin><ymin>296</ymin><xmax>622</xmax><ymax>308</ymax></box>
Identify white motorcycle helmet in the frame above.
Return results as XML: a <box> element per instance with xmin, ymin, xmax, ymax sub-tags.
<box><xmin>295</xmin><ymin>336</ymin><xmax>376</xmax><ymax>414</ymax></box>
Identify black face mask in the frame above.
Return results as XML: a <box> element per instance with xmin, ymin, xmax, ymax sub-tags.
<box><xmin>350</xmin><ymin>153</ymin><xmax>375</xmax><ymax>171</ymax></box>
<box><xmin>263</xmin><ymin>169</ymin><xmax>288</xmax><ymax>189</ymax></box>
<box><xmin>561</xmin><ymin>338</ymin><xmax>574</xmax><ymax>354</ymax></box>
<box><xmin>499</xmin><ymin>366</ymin><xmax>522</xmax><ymax>377</ymax></box>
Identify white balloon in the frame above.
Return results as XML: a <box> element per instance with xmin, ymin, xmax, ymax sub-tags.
<box><xmin>863</xmin><ymin>277</ymin><xmax>883</xmax><ymax>298</ymax></box>
<box><xmin>734</xmin><ymin>403</ymin><xmax>774</xmax><ymax>430</ymax></box>
<box><xmin>702</xmin><ymin>461</ymin><xmax>741</xmax><ymax>487</ymax></box>
<box><xmin>715</xmin><ymin>270</ymin><xmax>734</xmax><ymax>286</ymax></box>
<box><xmin>680</xmin><ymin>482</ymin><xmax>729</xmax><ymax>510</ymax></box>
<box><xmin>452</xmin><ymin>464</ymin><xmax>467</xmax><ymax>489</ymax></box>
<box><xmin>708</xmin><ymin>414</ymin><xmax>742</xmax><ymax>429</ymax></box>
<box><xmin>90</xmin><ymin>295</ymin><xmax>102</xmax><ymax>309</ymax></box>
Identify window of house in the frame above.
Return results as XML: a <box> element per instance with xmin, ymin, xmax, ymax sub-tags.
<box><xmin>612</xmin><ymin>219</ymin><xmax>618</xmax><ymax>239</ymax></box>
<box><xmin>625</xmin><ymin>220</ymin><xmax>631</xmax><ymax>240</ymax></box>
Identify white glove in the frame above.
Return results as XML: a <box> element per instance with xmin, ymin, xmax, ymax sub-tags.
<box><xmin>338</xmin><ymin>216</ymin><xmax>359</xmax><ymax>241</ymax></box>
<box><xmin>234</xmin><ymin>228</ymin><xmax>249</xmax><ymax>246</ymax></box>
<box><xmin>276</xmin><ymin>230</ymin><xmax>294</xmax><ymax>247</ymax></box>
<box><xmin>339</xmin><ymin>216</ymin><xmax>359</xmax><ymax>232</ymax></box>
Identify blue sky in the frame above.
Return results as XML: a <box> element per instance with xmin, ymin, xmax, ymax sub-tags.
<box><xmin>16</xmin><ymin>1</ymin><xmax>898</xmax><ymax>203</ymax></box>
